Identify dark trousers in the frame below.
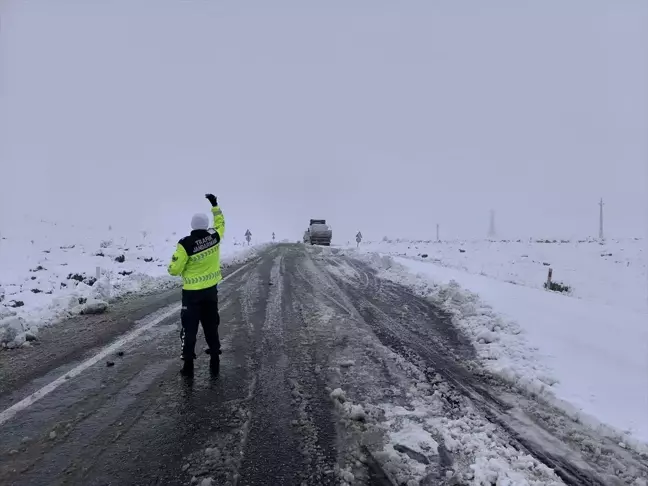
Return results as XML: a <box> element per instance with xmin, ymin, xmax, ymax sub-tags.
<box><xmin>180</xmin><ymin>285</ymin><xmax>220</xmax><ymax>360</ymax></box>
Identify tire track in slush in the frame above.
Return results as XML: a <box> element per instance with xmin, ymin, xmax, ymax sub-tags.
<box><xmin>280</xmin><ymin>252</ymin><xmax>339</xmax><ymax>485</ymax></box>
<box><xmin>294</xmin><ymin>250</ymin><xmax>414</xmax><ymax>485</ymax></box>
<box><xmin>237</xmin><ymin>254</ymin><xmax>308</xmax><ymax>486</ymax></box>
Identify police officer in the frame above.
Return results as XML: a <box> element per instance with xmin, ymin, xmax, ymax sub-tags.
<box><xmin>168</xmin><ymin>194</ymin><xmax>224</xmax><ymax>376</ymax></box>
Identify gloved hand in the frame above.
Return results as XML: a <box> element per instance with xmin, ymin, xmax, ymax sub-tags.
<box><xmin>205</xmin><ymin>194</ymin><xmax>218</xmax><ymax>207</ymax></box>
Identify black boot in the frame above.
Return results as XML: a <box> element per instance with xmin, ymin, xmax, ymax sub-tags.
<box><xmin>210</xmin><ymin>356</ymin><xmax>220</xmax><ymax>375</ymax></box>
<box><xmin>180</xmin><ymin>359</ymin><xmax>194</xmax><ymax>377</ymax></box>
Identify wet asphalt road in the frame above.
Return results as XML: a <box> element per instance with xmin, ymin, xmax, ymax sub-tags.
<box><xmin>0</xmin><ymin>245</ymin><xmax>646</xmax><ymax>486</ymax></box>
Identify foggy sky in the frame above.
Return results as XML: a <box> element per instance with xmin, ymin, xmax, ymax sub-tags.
<box><xmin>1</xmin><ymin>0</ymin><xmax>647</xmax><ymax>242</ymax></box>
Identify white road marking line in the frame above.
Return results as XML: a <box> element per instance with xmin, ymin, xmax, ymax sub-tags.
<box><xmin>0</xmin><ymin>259</ymin><xmax>257</xmax><ymax>428</ymax></box>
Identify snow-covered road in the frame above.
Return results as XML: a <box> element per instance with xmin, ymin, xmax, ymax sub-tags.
<box><xmin>0</xmin><ymin>245</ymin><xmax>645</xmax><ymax>485</ymax></box>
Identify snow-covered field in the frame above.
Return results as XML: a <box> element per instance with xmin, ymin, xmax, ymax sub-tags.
<box><xmin>342</xmin><ymin>239</ymin><xmax>648</xmax><ymax>448</ymax></box>
<box><xmin>352</xmin><ymin>238</ymin><xmax>647</xmax><ymax>313</ymax></box>
<box><xmin>0</xmin><ymin>220</ymin><xmax>264</xmax><ymax>349</ymax></box>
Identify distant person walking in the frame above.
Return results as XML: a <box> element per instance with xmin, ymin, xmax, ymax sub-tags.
<box><xmin>168</xmin><ymin>194</ymin><xmax>224</xmax><ymax>377</ymax></box>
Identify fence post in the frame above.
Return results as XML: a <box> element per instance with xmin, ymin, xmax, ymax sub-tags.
<box><xmin>96</xmin><ymin>266</ymin><xmax>101</xmax><ymax>281</ymax></box>
<box><xmin>546</xmin><ymin>268</ymin><xmax>553</xmax><ymax>290</ymax></box>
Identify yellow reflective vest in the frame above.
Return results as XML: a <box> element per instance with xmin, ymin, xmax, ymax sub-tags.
<box><xmin>167</xmin><ymin>206</ymin><xmax>225</xmax><ymax>290</ymax></box>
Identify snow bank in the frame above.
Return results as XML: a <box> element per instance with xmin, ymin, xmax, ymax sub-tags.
<box><xmin>0</xmin><ymin>220</ymin><xmax>266</xmax><ymax>348</ymax></box>
<box><xmin>379</xmin><ymin>401</ymin><xmax>562</xmax><ymax>486</ymax></box>
<box><xmin>348</xmin><ymin>247</ymin><xmax>648</xmax><ymax>447</ymax></box>
<box><xmin>326</xmin><ymin>334</ymin><xmax>564</xmax><ymax>485</ymax></box>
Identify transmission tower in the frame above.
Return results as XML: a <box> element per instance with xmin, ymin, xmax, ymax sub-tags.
<box><xmin>599</xmin><ymin>198</ymin><xmax>605</xmax><ymax>240</ymax></box>
<box><xmin>487</xmin><ymin>210</ymin><xmax>496</xmax><ymax>239</ymax></box>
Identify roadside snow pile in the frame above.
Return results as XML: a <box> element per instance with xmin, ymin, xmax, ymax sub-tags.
<box><xmin>348</xmin><ymin>249</ymin><xmax>648</xmax><ymax>448</ymax></box>
<box><xmin>352</xmin><ymin>238</ymin><xmax>647</xmax><ymax>313</ymax></box>
<box><xmin>325</xmin><ymin>319</ymin><xmax>564</xmax><ymax>485</ymax></box>
<box><xmin>431</xmin><ymin>280</ymin><xmax>557</xmax><ymax>393</ymax></box>
<box><xmin>0</xmin><ymin>221</ymin><xmax>265</xmax><ymax>348</ymax></box>
<box><xmin>334</xmin><ymin>250</ymin><xmax>551</xmax><ymax>393</ymax></box>
<box><xmin>378</xmin><ymin>402</ymin><xmax>562</xmax><ymax>486</ymax></box>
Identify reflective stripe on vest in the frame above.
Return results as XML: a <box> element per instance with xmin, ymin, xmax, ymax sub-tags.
<box><xmin>188</xmin><ymin>245</ymin><xmax>218</xmax><ymax>262</ymax></box>
<box><xmin>182</xmin><ymin>271</ymin><xmax>221</xmax><ymax>286</ymax></box>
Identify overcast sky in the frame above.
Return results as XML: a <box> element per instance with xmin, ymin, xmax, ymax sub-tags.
<box><xmin>1</xmin><ymin>0</ymin><xmax>647</xmax><ymax>242</ymax></box>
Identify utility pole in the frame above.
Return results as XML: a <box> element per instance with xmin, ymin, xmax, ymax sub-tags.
<box><xmin>488</xmin><ymin>210</ymin><xmax>496</xmax><ymax>239</ymax></box>
<box><xmin>436</xmin><ymin>224</ymin><xmax>440</xmax><ymax>242</ymax></box>
<box><xmin>599</xmin><ymin>198</ymin><xmax>605</xmax><ymax>240</ymax></box>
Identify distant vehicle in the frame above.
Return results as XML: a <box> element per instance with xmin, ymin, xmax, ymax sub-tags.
<box><xmin>307</xmin><ymin>219</ymin><xmax>332</xmax><ymax>246</ymax></box>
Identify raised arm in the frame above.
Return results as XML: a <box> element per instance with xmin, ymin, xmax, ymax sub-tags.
<box><xmin>212</xmin><ymin>206</ymin><xmax>224</xmax><ymax>238</ymax></box>
<box><xmin>206</xmin><ymin>194</ymin><xmax>224</xmax><ymax>239</ymax></box>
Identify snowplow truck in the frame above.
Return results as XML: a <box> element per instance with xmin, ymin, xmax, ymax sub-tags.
<box><xmin>308</xmin><ymin>219</ymin><xmax>332</xmax><ymax>246</ymax></box>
